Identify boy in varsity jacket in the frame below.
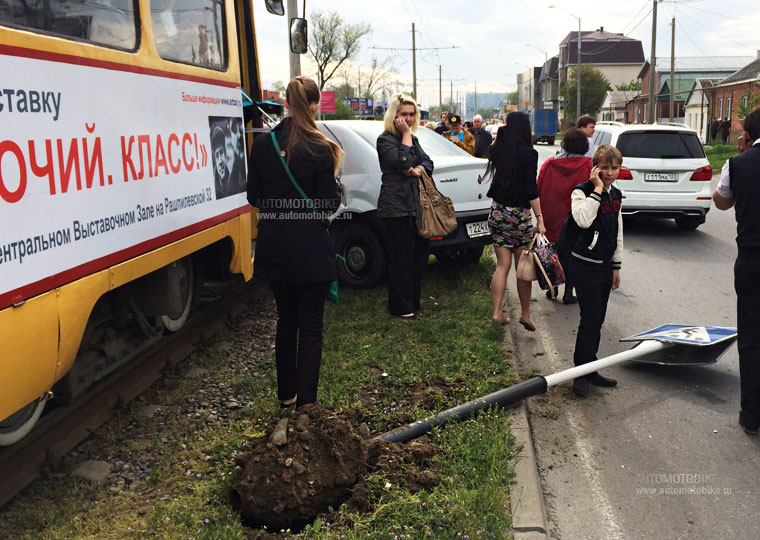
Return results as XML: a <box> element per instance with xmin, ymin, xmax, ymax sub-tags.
<box><xmin>568</xmin><ymin>145</ymin><xmax>624</xmax><ymax>396</ymax></box>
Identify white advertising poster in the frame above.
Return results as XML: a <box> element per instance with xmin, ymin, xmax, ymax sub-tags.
<box><xmin>0</xmin><ymin>51</ymin><xmax>248</xmax><ymax>309</ymax></box>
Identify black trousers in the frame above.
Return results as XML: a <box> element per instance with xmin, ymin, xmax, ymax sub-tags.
<box><xmin>269</xmin><ymin>281</ymin><xmax>329</xmax><ymax>407</ymax></box>
<box><xmin>383</xmin><ymin>216</ymin><xmax>430</xmax><ymax>315</ymax></box>
<box><xmin>735</xmin><ymin>255</ymin><xmax>760</xmax><ymax>428</ymax></box>
<box><xmin>571</xmin><ymin>258</ymin><xmax>613</xmax><ymax>367</ymax></box>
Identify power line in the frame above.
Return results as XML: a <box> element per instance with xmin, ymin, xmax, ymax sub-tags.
<box><xmin>676</xmin><ymin>6</ymin><xmax>756</xmax><ymax>49</ymax></box>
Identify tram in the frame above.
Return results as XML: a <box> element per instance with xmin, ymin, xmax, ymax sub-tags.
<box><xmin>0</xmin><ymin>0</ymin><xmax>290</xmax><ymax>444</ymax></box>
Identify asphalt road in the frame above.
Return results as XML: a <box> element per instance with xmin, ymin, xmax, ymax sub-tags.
<box><xmin>509</xmin><ymin>189</ymin><xmax>760</xmax><ymax>539</ymax></box>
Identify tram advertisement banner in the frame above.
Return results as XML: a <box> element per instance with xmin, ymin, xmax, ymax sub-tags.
<box><xmin>0</xmin><ymin>52</ymin><xmax>248</xmax><ymax>308</ymax></box>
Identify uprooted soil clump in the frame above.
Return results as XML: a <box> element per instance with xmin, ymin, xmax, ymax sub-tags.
<box><xmin>231</xmin><ymin>404</ymin><xmax>440</xmax><ymax>533</ymax></box>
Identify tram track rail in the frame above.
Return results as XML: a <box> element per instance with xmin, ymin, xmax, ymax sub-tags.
<box><xmin>0</xmin><ymin>279</ymin><xmax>265</xmax><ymax>508</ymax></box>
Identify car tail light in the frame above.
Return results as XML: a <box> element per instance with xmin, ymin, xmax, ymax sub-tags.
<box><xmin>617</xmin><ymin>166</ymin><xmax>633</xmax><ymax>180</ymax></box>
<box><xmin>690</xmin><ymin>165</ymin><xmax>713</xmax><ymax>181</ymax></box>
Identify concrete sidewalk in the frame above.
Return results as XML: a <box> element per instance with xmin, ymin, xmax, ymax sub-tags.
<box><xmin>502</xmin><ymin>310</ymin><xmax>551</xmax><ymax>540</ymax></box>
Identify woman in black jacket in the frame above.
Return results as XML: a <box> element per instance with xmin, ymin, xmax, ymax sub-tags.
<box><xmin>247</xmin><ymin>76</ymin><xmax>343</xmax><ymax>408</ymax></box>
<box><xmin>486</xmin><ymin>111</ymin><xmax>545</xmax><ymax>330</ymax></box>
<box><xmin>376</xmin><ymin>94</ymin><xmax>434</xmax><ymax>319</ymax></box>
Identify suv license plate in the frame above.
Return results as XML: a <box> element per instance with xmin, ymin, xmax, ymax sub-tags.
<box><xmin>644</xmin><ymin>172</ymin><xmax>678</xmax><ymax>182</ymax></box>
<box><xmin>466</xmin><ymin>221</ymin><xmax>490</xmax><ymax>238</ymax></box>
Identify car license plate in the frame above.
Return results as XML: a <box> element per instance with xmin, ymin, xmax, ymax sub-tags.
<box><xmin>466</xmin><ymin>220</ymin><xmax>490</xmax><ymax>238</ymax></box>
<box><xmin>644</xmin><ymin>172</ymin><xmax>678</xmax><ymax>182</ymax></box>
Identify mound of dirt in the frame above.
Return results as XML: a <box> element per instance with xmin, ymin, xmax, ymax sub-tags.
<box><xmin>231</xmin><ymin>404</ymin><xmax>439</xmax><ymax>533</ymax></box>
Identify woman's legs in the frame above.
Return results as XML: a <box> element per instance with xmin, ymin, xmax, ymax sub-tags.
<box><xmin>513</xmin><ymin>247</ymin><xmax>535</xmax><ymax>328</ymax></box>
<box><xmin>270</xmin><ymin>281</ymin><xmax>329</xmax><ymax>407</ymax></box>
<box><xmin>294</xmin><ymin>282</ymin><xmax>329</xmax><ymax>407</ymax></box>
<box><xmin>384</xmin><ymin>217</ymin><xmax>417</xmax><ymax>316</ymax></box>
<box><xmin>491</xmin><ymin>245</ymin><xmax>513</xmax><ymax>321</ymax></box>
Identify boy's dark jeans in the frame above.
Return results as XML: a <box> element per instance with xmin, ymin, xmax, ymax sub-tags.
<box><xmin>270</xmin><ymin>281</ymin><xmax>330</xmax><ymax>407</ymax></box>
<box><xmin>571</xmin><ymin>258</ymin><xmax>613</xmax><ymax>368</ymax></box>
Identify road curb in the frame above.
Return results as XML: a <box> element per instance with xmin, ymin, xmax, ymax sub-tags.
<box><xmin>502</xmin><ymin>320</ymin><xmax>550</xmax><ymax>539</ymax></box>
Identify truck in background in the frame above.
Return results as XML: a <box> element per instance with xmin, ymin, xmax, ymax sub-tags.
<box><xmin>529</xmin><ymin>109</ymin><xmax>558</xmax><ymax>145</ymax></box>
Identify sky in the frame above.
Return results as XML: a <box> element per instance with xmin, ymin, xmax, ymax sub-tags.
<box><xmin>252</xmin><ymin>0</ymin><xmax>760</xmax><ymax>109</ymax></box>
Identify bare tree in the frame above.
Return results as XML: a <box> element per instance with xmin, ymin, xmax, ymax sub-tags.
<box><xmin>308</xmin><ymin>10</ymin><xmax>371</xmax><ymax>90</ymax></box>
<box><xmin>363</xmin><ymin>56</ymin><xmax>396</xmax><ymax>98</ymax></box>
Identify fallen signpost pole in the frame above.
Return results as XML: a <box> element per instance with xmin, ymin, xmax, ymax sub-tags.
<box><xmin>381</xmin><ymin>325</ymin><xmax>737</xmax><ymax>444</ymax></box>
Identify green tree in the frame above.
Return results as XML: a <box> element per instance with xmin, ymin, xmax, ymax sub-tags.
<box><xmin>616</xmin><ymin>79</ymin><xmax>641</xmax><ymax>91</ymax></box>
<box><xmin>506</xmin><ymin>90</ymin><xmax>519</xmax><ymax>105</ymax></box>
<box><xmin>738</xmin><ymin>92</ymin><xmax>760</xmax><ymax>120</ymax></box>
<box><xmin>308</xmin><ymin>10</ymin><xmax>372</xmax><ymax>90</ymax></box>
<box><xmin>475</xmin><ymin>107</ymin><xmax>495</xmax><ymax>120</ymax></box>
<box><xmin>562</xmin><ymin>64</ymin><xmax>611</xmax><ymax>120</ymax></box>
<box><xmin>271</xmin><ymin>80</ymin><xmax>286</xmax><ymax>99</ymax></box>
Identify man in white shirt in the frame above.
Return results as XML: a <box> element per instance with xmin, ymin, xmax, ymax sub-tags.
<box><xmin>712</xmin><ymin>107</ymin><xmax>760</xmax><ymax>436</ymax></box>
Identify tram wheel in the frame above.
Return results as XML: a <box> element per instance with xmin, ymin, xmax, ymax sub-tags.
<box><xmin>0</xmin><ymin>394</ymin><xmax>48</xmax><ymax>446</ymax></box>
<box><xmin>161</xmin><ymin>257</ymin><xmax>195</xmax><ymax>332</ymax></box>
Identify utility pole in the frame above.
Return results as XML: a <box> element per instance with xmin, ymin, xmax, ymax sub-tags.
<box><xmin>474</xmin><ymin>81</ymin><xmax>478</xmax><ymax>118</ymax></box>
<box><xmin>576</xmin><ymin>17</ymin><xmax>581</xmax><ymax>118</ymax></box>
<box><xmin>669</xmin><ymin>17</ymin><xmax>675</xmax><ymax>123</ymax></box>
<box><xmin>411</xmin><ymin>23</ymin><xmax>417</xmax><ymax>100</ymax></box>
<box><xmin>358</xmin><ymin>66</ymin><xmax>361</xmax><ymax>97</ymax></box>
<box><xmin>287</xmin><ymin>0</ymin><xmax>301</xmax><ymax>79</ymax></box>
<box><xmin>439</xmin><ymin>65</ymin><xmax>442</xmax><ymax>112</ymax></box>
<box><xmin>450</xmin><ymin>80</ymin><xmax>453</xmax><ymax>108</ymax></box>
<box><xmin>648</xmin><ymin>0</ymin><xmax>658</xmax><ymax>124</ymax></box>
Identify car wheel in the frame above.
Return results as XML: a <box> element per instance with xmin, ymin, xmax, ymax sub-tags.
<box><xmin>675</xmin><ymin>216</ymin><xmax>704</xmax><ymax>230</ymax></box>
<box><xmin>334</xmin><ymin>224</ymin><xmax>387</xmax><ymax>288</ymax></box>
<box><xmin>435</xmin><ymin>246</ymin><xmax>484</xmax><ymax>266</ymax></box>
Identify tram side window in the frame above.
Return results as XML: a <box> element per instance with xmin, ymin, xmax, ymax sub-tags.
<box><xmin>150</xmin><ymin>0</ymin><xmax>227</xmax><ymax>70</ymax></box>
<box><xmin>0</xmin><ymin>1</ymin><xmax>138</xmax><ymax>50</ymax></box>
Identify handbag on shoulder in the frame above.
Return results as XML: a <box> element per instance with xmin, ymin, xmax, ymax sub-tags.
<box><xmin>417</xmin><ymin>170</ymin><xmax>457</xmax><ymax>239</ymax></box>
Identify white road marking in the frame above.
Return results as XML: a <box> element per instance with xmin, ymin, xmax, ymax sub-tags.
<box><xmin>531</xmin><ymin>306</ymin><xmax>626</xmax><ymax>540</ymax></box>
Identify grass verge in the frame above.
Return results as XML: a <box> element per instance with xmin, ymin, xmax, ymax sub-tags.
<box><xmin>1</xmin><ymin>252</ymin><xmax>521</xmax><ymax>539</ymax></box>
<box><xmin>705</xmin><ymin>144</ymin><xmax>737</xmax><ymax>172</ymax></box>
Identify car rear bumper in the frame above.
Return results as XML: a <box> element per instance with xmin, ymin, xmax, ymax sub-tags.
<box><xmin>620</xmin><ymin>188</ymin><xmax>712</xmax><ymax>217</ymax></box>
<box><xmin>431</xmin><ymin>209</ymin><xmax>492</xmax><ymax>253</ymax></box>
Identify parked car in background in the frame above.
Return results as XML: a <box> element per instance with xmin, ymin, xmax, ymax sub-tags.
<box><xmin>317</xmin><ymin>121</ymin><xmax>491</xmax><ymax>288</ymax></box>
<box><xmin>592</xmin><ymin>122</ymin><xmax>713</xmax><ymax>230</ymax></box>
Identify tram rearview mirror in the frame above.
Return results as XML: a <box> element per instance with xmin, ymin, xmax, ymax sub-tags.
<box><xmin>265</xmin><ymin>0</ymin><xmax>285</xmax><ymax>16</ymax></box>
<box><xmin>290</xmin><ymin>18</ymin><xmax>308</xmax><ymax>54</ymax></box>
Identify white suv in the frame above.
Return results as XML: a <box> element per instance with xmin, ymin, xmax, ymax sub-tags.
<box><xmin>592</xmin><ymin>122</ymin><xmax>713</xmax><ymax>230</ymax></box>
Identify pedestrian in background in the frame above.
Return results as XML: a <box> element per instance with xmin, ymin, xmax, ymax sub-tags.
<box><xmin>720</xmin><ymin>119</ymin><xmax>731</xmax><ymax>144</ymax></box>
<box><xmin>435</xmin><ymin>111</ymin><xmax>450</xmax><ymax>134</ymax></box>
<box><xmin>247</xmin><ymin>76</ymin><xmax>343</xmax><ymax>409</ymax></box>
<box><xmin>566</xmin><ymin>145</ymin><xmax>624</xmax><ymax>397</ymax></box>
<box><xmin>710</xmin><ymin>117</ymin><xmax>720</xmax><ymax>144</ymax></box>
<box><xmin>470</xmin><ymin>114</ymin><xmax>493</xmax><ymax>158</ymax></box>
<box><xmin>577</xmin><ymin>115</ymin><xmax>596</xmax><ymax>157</ymax></box>
<box><xmin>537</xmin><ymin>128</ymin><xmax>593</xmax><ymax>304</ymax></box>
<box><xmin>376</xmin><ymin>93</ymin><xmax>434</xmax><ymax>319</ymax></box>
<box><xmin>486</xmin><ymin>111</ymin><xmax>545</xmax><ymax>330</ymax></box>
<box><xmin>444</xmin><ymin>114</ymin><xmax>476</xmax><ymax>155</ymax></box>
<box><xmin>424</xmin><ymin>121</ymin><xmax>439</xmax><ymax>131</ymax></box>
<box><xmin>712</xmin><ymin>107</ymin><xmax>760</xmax><ymax>436</ymax></box>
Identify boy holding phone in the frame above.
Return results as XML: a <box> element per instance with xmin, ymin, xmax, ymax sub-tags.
<box><xmin>567</xmin><ymin>145</ymin><xmax>624</xmax><ymax>396</ymax></box>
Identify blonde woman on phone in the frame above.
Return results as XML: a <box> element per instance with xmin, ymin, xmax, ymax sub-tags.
<box><xmin>376</xmin><ymin>94</ymin><xmax>434</xmax><ymax>319</ymax></box>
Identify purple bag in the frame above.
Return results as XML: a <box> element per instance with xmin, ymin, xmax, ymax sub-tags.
<box><xmin>533</xmin><ymin>235</ymin><xmax>565</xmax><ymax>296</ymax></box>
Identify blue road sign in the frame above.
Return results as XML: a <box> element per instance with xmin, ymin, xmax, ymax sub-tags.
<box><xmin>621</xmin><ymin>324</ymin><xmax>737</xmax><ymax>347</ymax></box>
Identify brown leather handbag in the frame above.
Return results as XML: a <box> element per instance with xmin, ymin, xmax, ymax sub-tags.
<box><xmin>516</xmin><ymin>234</ymin><xmax>538</xmax><ymax>282</ymax></box>
<box><xmin>417</xmin><ymin>170</ymin><xmax>457</xmax><ymax>239</ymax></box>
